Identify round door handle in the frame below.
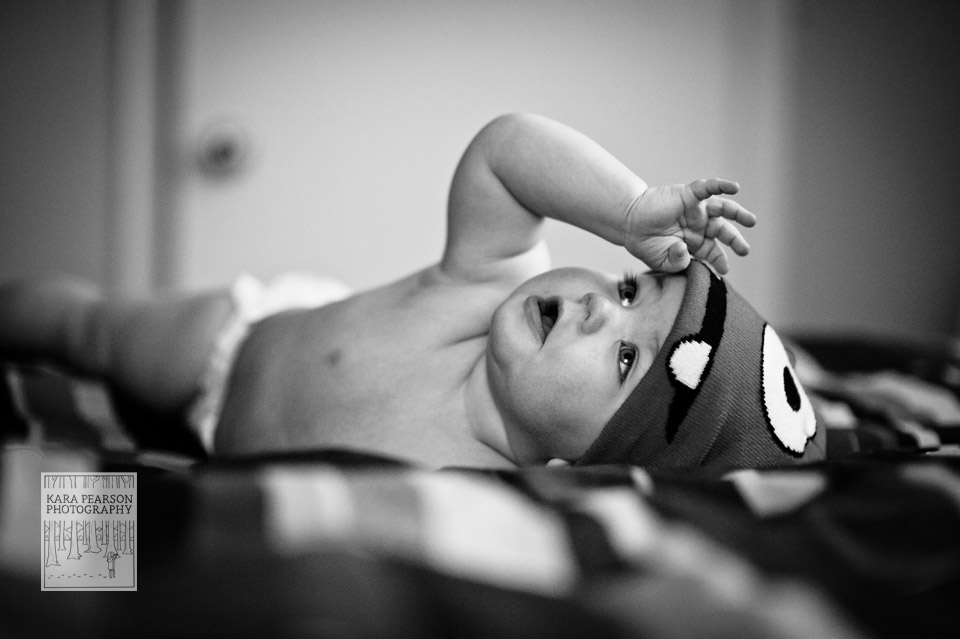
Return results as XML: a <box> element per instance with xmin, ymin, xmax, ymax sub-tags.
<box><xmin>198</xmin><ymin>120</ymin><xmax>252</xmax><ymax>177</ymax></box>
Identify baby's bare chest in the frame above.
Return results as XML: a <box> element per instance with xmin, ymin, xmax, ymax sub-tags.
<box><xmin>307</xmin><ymin>291</ymin><xmax>480</xmax><ymax>386</ymax></box>
<box><xmin>215</xmin><ymin>289</ymin><xmax>489</xmax><ymax>456</ymax></box>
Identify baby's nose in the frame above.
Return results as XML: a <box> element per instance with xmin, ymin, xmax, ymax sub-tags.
<box><xmin>580</xmin><ymin>293</ymin><xmax>613</xmax><ymax>334</ymax></box>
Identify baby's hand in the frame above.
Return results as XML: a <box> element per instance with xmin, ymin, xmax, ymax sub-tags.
<box><xmin>623</xmin><ymin>178</ymin><xmax>756</xmax><ymax>275</ymax></box>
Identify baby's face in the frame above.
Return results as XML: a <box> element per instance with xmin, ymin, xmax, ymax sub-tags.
<box><xmin>487</xmin><ymin>266</ymin><xmax>686</xmax><ymax>464</ymax></box>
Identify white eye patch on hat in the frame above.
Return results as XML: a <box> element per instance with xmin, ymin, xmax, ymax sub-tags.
<box><xmin>761</xmin><ymin>325</ymin><xmax>817</xmax><ymax>455</ymax></box>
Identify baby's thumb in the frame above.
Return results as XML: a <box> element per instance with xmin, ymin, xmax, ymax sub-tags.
<box><xmin>664</xmin><ymin>241</ymin><xmax>690</xmax><ymax>272</ymax></box>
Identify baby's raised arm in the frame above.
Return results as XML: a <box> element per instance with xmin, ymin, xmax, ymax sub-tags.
<box><xmin>442</xmin><ymin>113</ymin><xmax>754</xmax><ymax>279</ymax></box>
<box><xmin>0</xmin><ymin>278</ymin><xmax>231</xmax><ymax>413</ymax></box>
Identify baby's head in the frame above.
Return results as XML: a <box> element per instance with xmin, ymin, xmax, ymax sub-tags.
<box><xmin>486</xmin><ymin>260</ymin><xmax>825</xmax><ymax>471</ymax></box>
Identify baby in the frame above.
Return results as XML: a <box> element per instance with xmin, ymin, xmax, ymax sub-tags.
<box><xmin>0</xmin><ymin>113</ymin><xmax>824</xmax><ymax>470</ymax></box>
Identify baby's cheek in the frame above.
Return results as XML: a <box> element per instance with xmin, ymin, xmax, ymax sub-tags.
<box><xmin>536</xmin><ymin>381</ymin><xmax>609</xmax><ymax>458</ymax></box>
<box><xmin>500</xmin><ymin>391</ymin><xmax>568</xmax><ymax>462</ymax></box>
<box><xmin>495</xmin><ymin>351</ymin><xmax>611</xmax><ymax>461</ymax></box>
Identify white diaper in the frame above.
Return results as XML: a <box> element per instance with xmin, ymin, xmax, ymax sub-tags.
<box><xmin>186</xmin><ymin>272</ymin><xmax>352</xmax><ymax>454</ymax></box>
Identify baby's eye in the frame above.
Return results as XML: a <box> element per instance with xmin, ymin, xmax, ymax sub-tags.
<box><xmin>618</xmin><ymin>272</ymin><xmax>639</xmax><ymax>307</ymax></box>
<box><xmin>618</xmin><ymin>343</ymin><xmax>637</xmax><ymax>383</ymax></box>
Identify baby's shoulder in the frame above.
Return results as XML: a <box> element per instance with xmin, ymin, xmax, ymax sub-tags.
<box><xmin>323</xmin><ymin>266</ymin><xmax>507</xmax><ymax>343</ymax></box>
<box><xmin>412</xmin><ymin>265</ymin><xmax>518</xmax><ymax>316</ymax></box>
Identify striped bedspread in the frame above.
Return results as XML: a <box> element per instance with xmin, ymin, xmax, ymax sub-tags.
<box><xmin>1</xmin><ymin>353</ymin><xmax>959</xmax><ymax>638</ymax></box>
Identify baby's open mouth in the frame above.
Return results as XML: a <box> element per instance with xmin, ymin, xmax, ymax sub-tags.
<box><xmin>538</xmin><ymin>297</ymin><xmax>561</xmax><ymax>341</ymax></box>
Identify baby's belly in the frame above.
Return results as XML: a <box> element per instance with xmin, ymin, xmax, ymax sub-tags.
<box><xmin>211</xmin><ymin>343</ymin><xmax>434</xmax><ymax>458</ymax></box>
<box><xmin>213</xmin><ymin>384</ymin><xmax>321</xmax><ymax>456</ymax></box>
<box><xmin>214</xmin><ymin>379</ymin><xmax>448</xmax><ymax>461</ymax></box>
<box><xmin>210</xmin><ymin>318</ymin><xmax>329</xmax><ymax>455</ymax></box>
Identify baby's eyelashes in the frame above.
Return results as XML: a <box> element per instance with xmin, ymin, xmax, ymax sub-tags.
<box><xmin>618</xmin><ymin>271</ymin><xmax>640</xmax><ymax>306</ymax></box>
<box><xmin>618</xmin><ymin>342</ymin><xmax>638</xmax><ymax>384</ymax></box>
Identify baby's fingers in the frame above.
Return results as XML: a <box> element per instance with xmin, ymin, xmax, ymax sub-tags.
<box><xmin>705</xmin><ymin>217</ymin><xmax>750</xmax><ymax>256</ymax></box>
<box><xmin>689</xmin><ymin>178</ymin><xmax>740</xmax><ymax>201</ymax></box>
<box><xmin>665</xmin><ymin>241</ymin><xmax>691</xmax><ymax>272</ymax></box>
<box><xmin>693</xmin><ymin>240</ymin><xmax>730</xmax><ymax>275</ymax></box>
<box><xmin>705</xmin><ymin>197</ymin><xmax>757</xmax><ymax>228</ymax></box>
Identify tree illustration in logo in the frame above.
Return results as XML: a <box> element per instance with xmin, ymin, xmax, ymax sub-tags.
<box><xmin>43</xmin><ymin>522</ymin><xmax>60</xmax><ymax>567</ymax></box>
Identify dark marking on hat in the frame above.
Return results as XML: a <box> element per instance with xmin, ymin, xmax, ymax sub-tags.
<box><xmin>664</xmin><ymin>270</ymin><xmax>727</xmax><ymax>442</ymax></box>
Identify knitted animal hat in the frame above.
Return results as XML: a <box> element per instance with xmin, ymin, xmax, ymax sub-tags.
<box><xmin>576</xmin><ymin>259</ymin><xmax>825</xmax><ymax>471</ymax></box>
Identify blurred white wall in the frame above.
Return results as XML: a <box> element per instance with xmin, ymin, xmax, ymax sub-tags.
<box><xmin>171</xmin><ymin>0</ymin><xmax>756</xmax><ymax>289</ymax></box>
<box><xmin>1</xmin><ymin>0</ymin><xmax>958</xmax><ymax>338</ymax></box>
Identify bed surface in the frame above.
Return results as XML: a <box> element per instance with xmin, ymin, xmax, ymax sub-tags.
<box><xmin>2</xmin><ymin>333</ymin><xmax>959</xmax><ymax>638</ymax></box>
